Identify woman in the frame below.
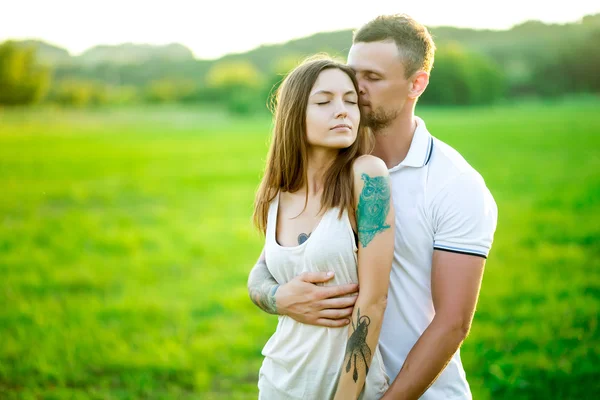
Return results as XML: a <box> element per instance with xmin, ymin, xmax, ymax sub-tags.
<box><xmin>252</xmin><ymin>55</ymin><xmax>395</xmax><ymax>399</ymax></box>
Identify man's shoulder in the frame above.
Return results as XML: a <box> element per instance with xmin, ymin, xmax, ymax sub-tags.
<box><xmin>429</xmin><ymin>136</ymin><xmax>477</xmax><ymax>176</ymax></box>
<box><xmin>426</xmin><ymin>136</ymin><xmax>491</xmax><ymax>200</ymax></box>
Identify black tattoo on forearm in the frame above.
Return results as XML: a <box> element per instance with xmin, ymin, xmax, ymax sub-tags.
<box><xmin>298</xmin><ymin>232</ymin><xmax>311</xmax><ymax>245</ymax></box>
<box><xmin>248</xmin><ymin>257</ymin><xmax>279</xmax><ymax>315</ymax></box>
<box><xmin>342</xmin><ymin>308</ymin><xmax>372</xmax><ymax>382</ymax></box>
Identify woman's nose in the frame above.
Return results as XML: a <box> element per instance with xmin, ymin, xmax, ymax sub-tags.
<box><xmin>335</xmin><ymin>100</ymin><xmax>348</xmax><ymax>118</ymax></box>
<box><xmin>335</xmin><ymin>108</ymin><xmax>348</xmax><ymax>118</ymax></box>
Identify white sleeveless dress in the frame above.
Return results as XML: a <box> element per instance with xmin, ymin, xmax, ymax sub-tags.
<box><xmin>258</xmin><ymin>192</ymin><xmax>389</xmax><ymax>400</ymax></box>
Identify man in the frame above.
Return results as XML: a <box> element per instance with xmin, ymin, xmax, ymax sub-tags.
<box><xmin>248</xmin><ymin>14</ymin><xmax>498</xmax><ymax>399</ymax></box>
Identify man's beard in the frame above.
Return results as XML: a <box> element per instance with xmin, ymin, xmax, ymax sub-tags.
<box><xmin>363</xmin><ymin>106</ymin><xmax>400</xmax><ymax>134</ymax></box>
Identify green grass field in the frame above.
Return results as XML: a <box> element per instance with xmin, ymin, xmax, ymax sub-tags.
<box><xmin>1</xmin><ymin>99</ymin><xmax>599</xmax><ymax>399</ymax></box>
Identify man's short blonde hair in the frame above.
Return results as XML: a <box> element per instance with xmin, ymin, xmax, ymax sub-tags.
<box><xmin>353</xmin><ymin>14</ymin><xmax>436</xmax><ymax>78</ymax></box>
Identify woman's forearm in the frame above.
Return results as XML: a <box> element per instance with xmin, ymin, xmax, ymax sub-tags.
<box><xmin>247</xmin><ymin>253</ymin><xmax>279</xmax><ymax>315</ymax></box>
<box><xmin>333</xmin><ymin>296</ymin><xmax>387</xmax><ymax>400</ymax></box>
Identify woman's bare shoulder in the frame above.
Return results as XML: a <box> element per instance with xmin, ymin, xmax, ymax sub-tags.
<box><xmin>352</xmin><ymin>155</ymin><xmax>389</xmax><ymax>178</ymax></box>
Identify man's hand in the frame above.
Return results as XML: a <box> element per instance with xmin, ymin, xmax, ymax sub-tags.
<box><xmin>276</xmin><ymin>271</ymin><xmax>359</xmax><ymax>327</ymax></box>
<box><xmin>248</xmin><ymin>249</ymin><xmax>359</xmax><ymax>325</ymax></box>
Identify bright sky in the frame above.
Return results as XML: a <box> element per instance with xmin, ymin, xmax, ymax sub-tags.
<box><xmin>1</xmin><ymin>0</ymin><xmax>598</xmax><ymax>60</ymax></box>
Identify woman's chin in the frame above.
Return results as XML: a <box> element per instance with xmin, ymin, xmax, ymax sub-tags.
<box><xmin>309</xmin><ymin>137</ymin><xmax>357</xmax><ymax>151</ymax></box>
<box><xmin>328</xmin><ymin>141</ymin><xmax>355</xmax><ymax>150</ymax></box>
<box><xmin>329</xmin><ymin>136</ymin><xmax>357</xmax><ymax>149</ymax></box>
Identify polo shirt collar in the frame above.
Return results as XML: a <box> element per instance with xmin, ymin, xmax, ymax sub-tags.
<box><xmin>389</xmin><ymin>116</ymin><xmax>433</xmax><ymax>171</ymax></box>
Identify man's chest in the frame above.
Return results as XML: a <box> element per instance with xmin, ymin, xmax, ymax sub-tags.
<box><xmin>389</xmin><ymin>171</ymin><xmax>434</xmax><ymax>253</ymax></box>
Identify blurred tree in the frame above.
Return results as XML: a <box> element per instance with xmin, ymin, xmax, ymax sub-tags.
<box><xmin>145</xmin><ymin>78</ymin><xmax>197</xmax><ymax>103</ymax></box>
<box><xmin>0</xmin><ymin>40</ymin><xmax>51</xmax><ymax>105</ymax></box>
<box><xmin>262</xmin><ymin>54</ymin><xmax>303</xmax><ymax>112</ymax></box>
<box><xmin>581</xmin><ymin>13</ymin><xmax>600</xmax><ymax>27</ymax></box>
<box><xmin>531</xmin><ymin>29</ymin><xmax>600</xmax><ymax>95</ymax></box>
<box><xmin>205</xmin><ymin>61</ymin><xmax>263</xmax><ymax>89</ymax></box>
<box><xmin>470</xmin><ymin>52</ymin><xmax>506</xmax><ymax>103</ymax></box>
<box><xmin>576</xmin><ymin>30</ymin><xmax>600</xmax><ymax>92</ymax></box>
<box><xmin>205</xmin><ymin>61</ymin><xmax>266</xmax><ymax>114</ymax></box>
<box><xmin>48</xmin><ymin>79</ymin><xmax>108</xmax><ymax>107</ymax></box>
<box><xmin>420</xmin><ymin>42</ymin><xmax>505</xmax><ymax>105</ymax></box>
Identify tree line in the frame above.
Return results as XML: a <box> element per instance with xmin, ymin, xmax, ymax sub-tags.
<box><xmin>1</xmin><ymin>15</ymin><xmax>598</xmax><ymax>113</ymax></box>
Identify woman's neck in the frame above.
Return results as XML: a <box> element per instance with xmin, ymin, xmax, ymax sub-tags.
<box><xmin>305</xmin><ymin>147</ymin><xmax>337</xmax><ymax>195</ymax></box>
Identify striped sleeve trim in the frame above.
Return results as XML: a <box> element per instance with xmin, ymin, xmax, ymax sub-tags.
<box><xmin>433</xmin><ymin>244</ymin><xmax>488</xmax><ymax>259</ymax></box>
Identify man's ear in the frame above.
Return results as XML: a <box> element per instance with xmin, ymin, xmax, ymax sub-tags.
<box><xmin>408</xmin><ymin>71</ymin><xmax>430</xmax><ymax>99</ymax></box>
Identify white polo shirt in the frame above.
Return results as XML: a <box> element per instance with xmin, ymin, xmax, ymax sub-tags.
<box><xmin>379</xmin><ymin>116</ymin><xmax>498</xmax><ymax>399</ymax></box>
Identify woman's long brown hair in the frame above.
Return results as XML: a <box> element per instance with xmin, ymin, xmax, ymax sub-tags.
<box><xmin>253</xmin><ymin>55</ymin><xmax>373</xmax><ymax>235</ymax></box>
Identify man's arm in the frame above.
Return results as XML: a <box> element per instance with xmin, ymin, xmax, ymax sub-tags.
<box><xmin>381</xmin><ymin>250</ymin><xmax>485</xmax><ymax>399</ymax></box>
<box><xmin>247</xmin><ymin>248</ymin><xmax>360</xmax><ymax>326</ymax></box>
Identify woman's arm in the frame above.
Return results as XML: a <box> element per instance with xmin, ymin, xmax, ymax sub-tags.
<box><xmin>247</xmin><ymin>248</ymin><xmax>279</xmax><ymax>314</ymax></box>
<box><xmin>333</xmin><ymin>156</ymin><xmax>394</xmax><ymax>400</ymax></box>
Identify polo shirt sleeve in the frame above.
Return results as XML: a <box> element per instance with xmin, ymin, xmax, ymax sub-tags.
<box><xmin>431</xmin><ymin>172</ymin><xmax>498</xmax><ymax>258</ymax></box>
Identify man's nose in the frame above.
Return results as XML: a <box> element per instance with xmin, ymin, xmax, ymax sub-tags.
<box><xmin>357</xmin><ymin>79</ymin><xmax>367</xmax><ymax>95</ymax></box>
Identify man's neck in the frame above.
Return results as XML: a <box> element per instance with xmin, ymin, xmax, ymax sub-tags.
<box><xmin>371</xmin><ymin>109</ymin><xmax>417</xmax><ymax>169</ymax></box>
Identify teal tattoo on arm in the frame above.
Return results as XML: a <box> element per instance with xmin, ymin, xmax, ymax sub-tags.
<box><xmin>356</xmin><ymin>173</ymin><xmax>391</xmax><ymax>248</ymax></box>
<box><xmin>248</xmin><ymin>256</ymin><xmax>279</xmax><ymax>315</ymax></box>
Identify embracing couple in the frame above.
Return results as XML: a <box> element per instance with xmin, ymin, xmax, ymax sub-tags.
<box><xmin>248</xmin><ymin>13</ymin><xmax>498</xmax><ymax>400</ymax></box>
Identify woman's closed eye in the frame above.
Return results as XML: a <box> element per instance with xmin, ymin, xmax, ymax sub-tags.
<box><xmin>317</xmin><ymin>100</ymin><xmax>357</xmax><ymax>105</ymax></box>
